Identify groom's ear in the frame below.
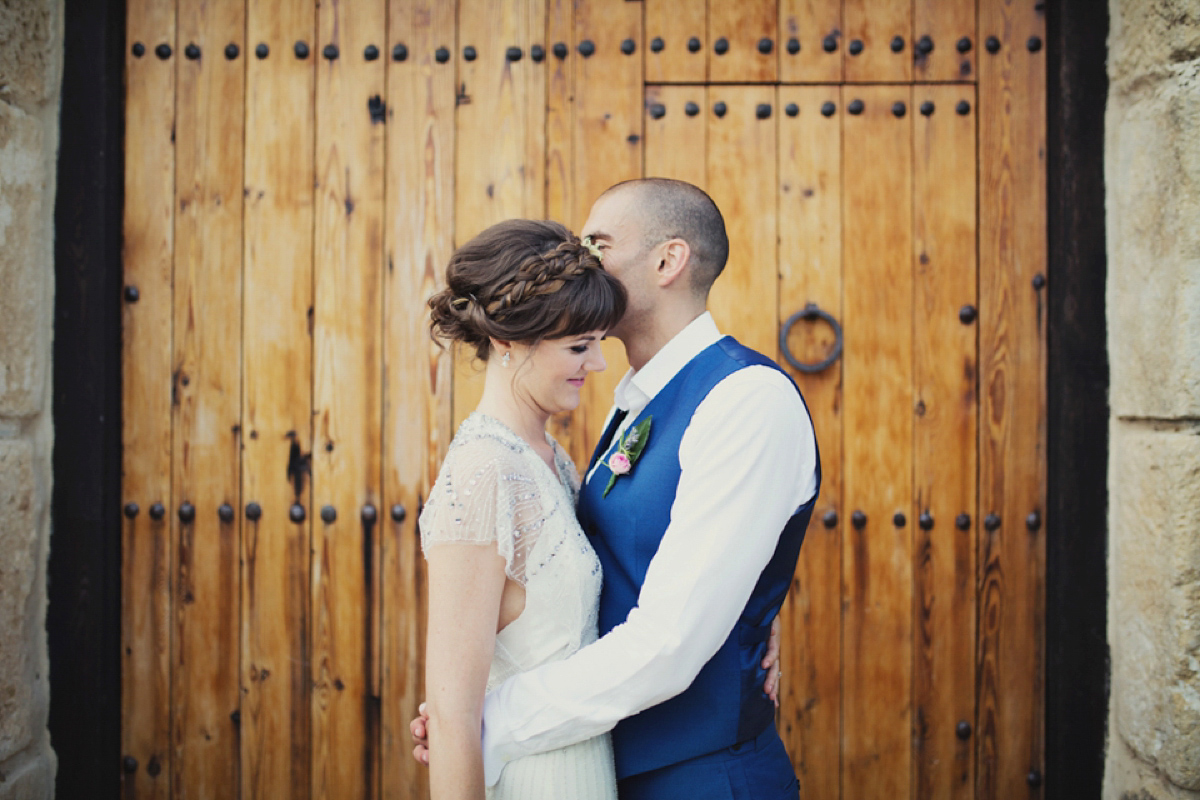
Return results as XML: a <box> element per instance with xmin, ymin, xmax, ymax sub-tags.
<box><xmin>655</xmin><ymin>238</ymin><xmax>690</xmax><ymax>288</ymax></box>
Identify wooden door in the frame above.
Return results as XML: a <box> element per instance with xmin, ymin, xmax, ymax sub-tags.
<box><xmin>121</xmin><ymin>1</ymin><xmax>1046</xmax><ymax>798</ymax></box>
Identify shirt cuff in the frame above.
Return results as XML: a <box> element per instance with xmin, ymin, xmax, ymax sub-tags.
<box><xmin>481</xmin><ymin>690</ymin><xmax>513</xmax><ymax>787</ymax></box>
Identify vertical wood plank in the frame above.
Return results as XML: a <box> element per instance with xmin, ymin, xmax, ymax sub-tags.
<box><xmin>708</xmin><ymin>0</ymin><xmax>777</xmax><ymax>83</ymax></box>
<box><xmin>171</xmin><ymin>1</ymin><xmax>244</xmax><ymax>796</ymax></box>
<box><xmin>569</xmin><ymin>0</ymin><xmax>643</xmax><ymax>467</ymax></box>
<box><xmin>452</xmin><ymin>0</ymin><xmax>548</xmax><ymax>433</ymax></box>
<box><xmin>776</xmin><ymin>84</ymin><xmax>842</xmax><ymax>800</ymax></box>
<box><xmin>570</xmin><ymin>0</ymin><xmax>645</xmax><ymax>248</ymax></box>
<box><xmin>310</xmin><ymin>3</ymin><xmax>387</xmax><ymax>799</ymax></box>
<box><xmin>914</xmin><ymin>0</ymin><xmax>976</xmax><ymax>82</ymax></box>
<box><xmin>705</xmin><ymin>85</ymin><xmax>777</xmax><ymax>357</ymax></box>
<box><xmin>644</xmin><ymin>0</ymin><xmax>705</xmax><ymax>84</ymax></box>
<box><xmin>977</xmin><ymin>3</ymin><xmax>1048</xmax><ymax>798</ymax></box>
<box><xmin>380</xmin><ymin>3</ymin><xmax>456</xmax><ymax>798</ymax></box>
<box><xmin>643</xmin><ymin>85</ymin><xmax>706</xmax><ymax>188</ymax></box>
<box><xmin>841</xmin><ymin>84</ymin><xmax>913</xmax><ymax>800</ymax></box>
<box><xmin>843</xmin><ymin>0</ymin><xmax>912</xmax><ymax>83</ymax></box>
<box><xmin>241</xmin><ymin>2</ymin><xmax>315</xmax><ymax>797</ymax></box>
<box><xmin>122</xmin><ymin>1</ymin><xmax>175</xmax><ymax>796</ymax></box>
<box><xmin>543</xmin><ymin>0</ymin><xmax>576</xmax><ymax>454</ymax></box>
<box><xmin>546</xmin><ymin>0</ymin><xmax>575</xmax><ymax>228</ymax></box>
<box><xmin>779</xmin><ymin>0</ymin><xmax>842</xmax><ymax>83</ymax></box>
<box><xmin>913</xmin><ymin>83</ymin><xmax>978</xmax><ymax>800</ymax></box>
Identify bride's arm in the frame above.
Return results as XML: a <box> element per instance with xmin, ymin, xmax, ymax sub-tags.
<box><xmin>425</xmin><ymin>543</ymin><xmax>508</xmax><ymax>800</ymax></box>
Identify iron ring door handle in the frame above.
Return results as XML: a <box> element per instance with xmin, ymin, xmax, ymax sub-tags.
<box><xmin>779</xmin><ymin>303</ymin><xmax>843</xmax><ymax>374</ymax></box>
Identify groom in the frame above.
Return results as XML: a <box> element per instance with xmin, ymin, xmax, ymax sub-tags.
<box><xmin>422</xmin><ymin>178</ymin><xmax>819</xmax><ymax>799</ymax></box>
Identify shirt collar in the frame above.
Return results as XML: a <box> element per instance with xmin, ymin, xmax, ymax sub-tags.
<box><xmin>613</xmin><ymin>312</ymin><xmax>722</xmax><ymax>411</ymax></box>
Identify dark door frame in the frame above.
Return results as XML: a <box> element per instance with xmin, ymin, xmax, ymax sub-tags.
<box><xmin>47</xmin><ymin>0</ymin><xmax>1108</xmax><ymax>796</ymax></box>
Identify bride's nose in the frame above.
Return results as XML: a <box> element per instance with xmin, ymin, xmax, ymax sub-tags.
<box><xmin>585</xmin><ymin>347</ymin><xmax>606</xmax><ymax>373</ymax></box>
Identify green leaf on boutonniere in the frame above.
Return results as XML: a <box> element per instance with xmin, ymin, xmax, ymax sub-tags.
<box><xmin>603</xmin><ymin>416</ymin><xmax>652</xmax><ymax>498</ymax></box>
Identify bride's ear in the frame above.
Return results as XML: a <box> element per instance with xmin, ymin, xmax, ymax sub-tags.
<box><xmin>489</xmin><ymin>337</ymin><xmax>513</xmax><ymax>357</ymax></box>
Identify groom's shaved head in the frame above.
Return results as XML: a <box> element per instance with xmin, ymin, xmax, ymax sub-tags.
<box><xmin>601</xmin><ymin>178</ymin><xmax>729</xmax><ymax>296</ymax></box>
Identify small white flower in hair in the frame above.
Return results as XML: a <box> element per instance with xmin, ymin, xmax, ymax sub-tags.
<box><xmin>582</xmin><ymin>236</ymin><xmax>603</xmax><ymax>262</ymax></box>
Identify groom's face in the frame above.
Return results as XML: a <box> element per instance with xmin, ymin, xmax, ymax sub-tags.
<box><xmin>581</xmin><ymin>190</ymin><xmax>656</xmax><ymax>329</ymax></box>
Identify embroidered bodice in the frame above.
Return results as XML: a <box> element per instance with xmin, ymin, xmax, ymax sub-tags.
<box><xmin>419</xmin><ymin>412</ymin><xmax>604</xmax><ymax>692</ymax></box>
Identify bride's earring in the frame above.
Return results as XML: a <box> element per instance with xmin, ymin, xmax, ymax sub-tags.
<box><xmin>502</xmin><ymin>351</ymin><xmax>511</xmax><ymax>368</ymax></box>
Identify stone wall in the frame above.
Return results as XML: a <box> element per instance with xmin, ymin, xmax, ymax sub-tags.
<box><xmin>1105</xmin><ymin>0</ymin><xmax>1200</xmax><ymax>798</ymax></box>
<box><xmin>0</xmin><ymin>1</ymin><xmax>61</xmax><ymax>798</ymax></box>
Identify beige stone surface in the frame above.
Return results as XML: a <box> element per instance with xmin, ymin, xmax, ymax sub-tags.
<box><xmin>0</xmin><ymin>1</ymin><xmax>57</xmax><ymax>796</ymax></box>
<box><xmin>1109</xmin><ymin>422</ymin><xmax>1200</xmax><ymax>791</ymax></box>
<box><xmin>0</xmin><ymin>2</ymin><xmax>60</xmax><ymax>109</ymax></box>
<box><xmin>1106</xmin><ymin>61</ymin><xmax>1200</xmax><ymax>420</ymax></box>
<box><xmin>1110</xmin><ymin>0</ymin><xmax>1200</xmax><ymax>82</ymax></box>
<box><xmin>0</xmin><ymin>101</ymin><xmax>49</xmax><ymax>418</ymax></box>
<box><xmin>0</xmin><ymin>440</ymin><xmax>37</xmax><ymax>764</ymax></box>
<box><xmin>0</xmin><ymin>747</ymin><xmax>55</xmax><ymax>800</ymax></box>
<box><xmin>1106</xmin><ymin>721</ymin><xmax>1200</xmax><ymax>800</ymax></box>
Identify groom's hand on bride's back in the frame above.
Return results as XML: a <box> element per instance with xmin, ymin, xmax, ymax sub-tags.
<box><xmin>407</xmin><ymin>614</ymin><xmax>781</xmax><ymax>766</ymax></box>
<box><xmin>410</xmin><ymin>702</ymin><xmax>430</xmax><ymax>766</ymax></box>
<box><xmin>764</xmin><ymin>615</ymin><xmax>781</xmax><ymax>707</ymax></box>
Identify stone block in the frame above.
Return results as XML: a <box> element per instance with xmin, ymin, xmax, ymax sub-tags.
<box><xmin>0</xmin><ymin>2</ymin><xmax>60</xmax><ymax>110</ymax></box>
<box><xmin>1109</xmin><ymin>422</ymin><xmax>1200</xmax><ymax>791</ymax></box>
<box><xmin>0</xmin><ymin>440</ymin><xmax>36</xmax><ymax>763</ymax></box>
<box><xmin>1109</xmin><ymin>0</ymin><xmax>1200</xmax><ymax>83</ymax></box>
<box><xmin>0</xmin><ymin>749</ymin><xmax>55</xmax><ymax>800</ymax></box>
<box><xmin>1106</xmin><ymin>63</ymin><xmax>1200</xmax><ymax>419</ymax></box>
<box><xmin>0</xmin><ymin>100</ymin><xmax>49</xmax><ymax>418</ymax></box>
<box><xmin>1105</xmin><ymin>719</ymin><xmax>1200</xmax><ymax>800</ymax></box>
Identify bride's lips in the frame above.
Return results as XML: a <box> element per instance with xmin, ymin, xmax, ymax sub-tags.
<box><xmin>567</xmin><ymin>378</ymin><xmax>585</xmax><ymax>388</ymax></box>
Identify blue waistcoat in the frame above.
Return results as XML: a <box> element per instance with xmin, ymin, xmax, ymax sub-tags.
<box><xmin>577</xmin><ymin>336</ymin><xmax>821</xmax><ymax>780</ymax></box>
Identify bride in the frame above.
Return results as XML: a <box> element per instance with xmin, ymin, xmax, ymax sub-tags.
<box><xmin>420</xmin><ymin>219</ymin><xmax>627</xmax><ymax>799</ymax></box>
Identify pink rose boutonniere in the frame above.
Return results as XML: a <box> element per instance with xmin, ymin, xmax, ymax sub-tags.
<box><xmin>603</xmin><ymin>416</ymin><xmax>652</xmax><ymax>498</ymax></box>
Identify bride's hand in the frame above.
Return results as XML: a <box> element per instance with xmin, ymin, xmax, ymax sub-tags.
<box><xmin>409</xmin><ymin>702</ymin><xmax>430</xmax><ymax>765</ymax></box>
<box><xmin>762</xmin><ymin>616</ymin><xmax>782</xmax><ymax>707</ymax></box>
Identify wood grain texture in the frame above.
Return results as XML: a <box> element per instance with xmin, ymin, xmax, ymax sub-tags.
<box><xmin>844</xmin><ymin>0</ymin><xmax>912</xmax><ymax>83</ymax></box>
<box><xmin>977</xmin><ymin>3</ymin><xmax>1048</xmax><ymax>798</ymax></box>
<box><xmin>569</xmin><ymin>0</ymin><xmax>642</xmax><ymax>467</ymax></box>
<box><xmin>708</xmin><ymin>0</ymin><xmax>777</xmax><ymax>83</ymax></box>
<box><xmin>545</xmin><ymin>0</ymin><xmax>575</xmax><ymax>228</ymax></box>
<box><xmin>914</xmin><ymin>0</ymin><xmax>976</xmax><ymax>82</ymax></box>
<box><xmin>777</xmin><ymin>84</ymin><xmax>842</xmax><ymax>800</ymax></box>
<box><xmin>380</xmin><ymin>3</ymin><xmax>456</xmax><ymax>798</ymax></box>
<box><xmin>643</xmin><ymin>84</ymin><xmax>706</xmax><ymax>187</ymax></box>
<box><xmin>913</xmin><ymin>83</ymin><xmax>978</xmax><ymax>800</ymax></box>
<box><xmin>779</xmin><ymin>0</ymin><xmax>842</xmax><ymax>83</ymax></box>
<box><xmin>310</xmin><ymin>3</ymin><xmax>386</xmax><ymax>798</ymax></box>
<box><xmin>121</xmin><ymin>1</ymin><xmax>174</xmax><ymax>796</ymax></box>
<box><xmin>241</xmin><ymin>2</ymin><xmax>315</xmax><ymax>797</ymax></box>
<box><xmin>171</xmin><ymin>0</ymin><xmax>244</xmax><ymax>795</ymax></box>
<box><xmin>644</xmin><ymin>0</ymin><xmax>705</xmax><ymax>83</ymax></box>
<box><xmin>452</xmin><ymin>0</ymin><xmax>548</xmax><ymax>433</ymax></box>
<box><xmin>706</xmin><ymin>85</ymin><xmax>777</xmax><ymax>358</ymax></box>
<box><xmin>840</xmin><ymin>83</ymin><xmax>913</xmax><ymax>800</ymax></box>
<box><xmin>543</xmin><ymin>0</ymin><xmax>577</xmax><ymax>454</ymax></box>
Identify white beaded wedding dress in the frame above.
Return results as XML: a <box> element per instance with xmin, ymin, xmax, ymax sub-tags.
<box><xmin>419</xmin><ymin>412</ymin><xmax>618</xmax><ymax>800</ymax></box>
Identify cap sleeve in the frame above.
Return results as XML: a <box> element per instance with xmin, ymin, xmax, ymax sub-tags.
<box><xmin>419</xmin><ymin>437</ymin><xmax>547</xmax><ymax>585</ymax></box>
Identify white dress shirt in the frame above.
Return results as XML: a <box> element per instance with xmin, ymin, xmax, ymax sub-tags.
<box><xmin>481</xmin><ymin>312</ymin><xmax>819</xmax><ymax>785</ymax></box>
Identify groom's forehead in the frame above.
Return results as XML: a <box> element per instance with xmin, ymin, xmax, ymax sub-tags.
<box><xmin>585</xmin><ymin>193</ymin><xmax>641</xmax><ymax>240</ymax></box>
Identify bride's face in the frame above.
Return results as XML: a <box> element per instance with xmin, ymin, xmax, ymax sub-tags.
<box><xmin>509</xmin><ymin>330</ymin><xmax>608</xmax><ymax>416</ymax></box>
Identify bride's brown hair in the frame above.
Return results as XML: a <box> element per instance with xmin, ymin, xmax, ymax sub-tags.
<box><xmin>429</xmin><ymin>219</ymin><xmax>627</xmax><ymax>360</ymax></box>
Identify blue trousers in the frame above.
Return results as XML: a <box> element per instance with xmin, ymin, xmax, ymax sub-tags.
<box><xmin>617</xmin><ymin>726</ymin><xmax>800</xmax><ymax>800</ymax></box>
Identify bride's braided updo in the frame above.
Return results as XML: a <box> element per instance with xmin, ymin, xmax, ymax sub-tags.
<box><xmin>429</xmin><ymin>219</ymin><xmax>626</xmax><ymax>360</ymax></box>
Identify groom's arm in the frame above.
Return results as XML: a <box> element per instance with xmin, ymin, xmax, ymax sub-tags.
<box><xmin>480</xmin><ymin>366</ymin><xmax>817</xmax><ymax>784</ymax></box>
